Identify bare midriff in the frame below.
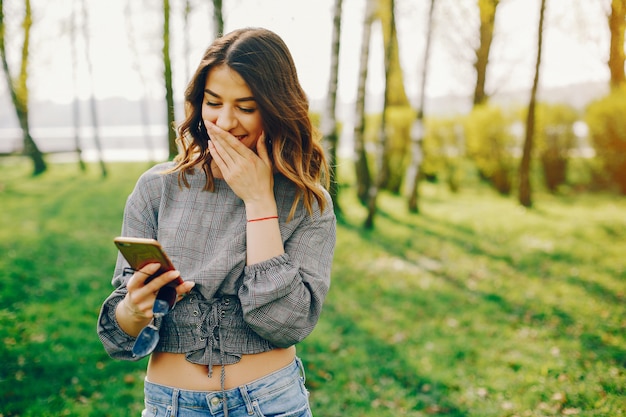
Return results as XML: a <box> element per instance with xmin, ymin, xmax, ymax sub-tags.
<box><xmin>146</xmin><ymin>346</ymin><xmax>296</xmax><ymax>391</ymax></box>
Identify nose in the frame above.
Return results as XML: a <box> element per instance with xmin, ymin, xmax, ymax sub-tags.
<box><xmin>215</xmin><ymin>106</ymin><xmax>237</xmax><ymax>132</ymax></box>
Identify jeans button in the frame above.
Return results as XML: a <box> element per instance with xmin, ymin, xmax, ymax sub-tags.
<box><xmin>210</xmin><ymin>396</ymin><xmax>221</xmax><ymax>406</ymax></box>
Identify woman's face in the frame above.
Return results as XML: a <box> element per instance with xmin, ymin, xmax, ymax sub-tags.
<box><xmin>202</xmin><ymin>64</ymin><xmax>264</xmax><ymax>151</ymax></box>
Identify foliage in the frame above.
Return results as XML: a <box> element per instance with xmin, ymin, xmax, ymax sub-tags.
<box><xmin>531</xmin><ymin>103</ymin><xmax>580</xmax><ymax>193</ymax></box>
<box><xmin>423</xmin><ymin>115</ymin><xmax>466</xmax><ymax>192</ymax></box>
<box><xmin>375</xmin><ymin>0</ymin><xmax>409</xmax><ymax>108</ymax></box>
<box><xmin>584</xmin><ymin>87</ymin><xmax>626</xmax><ymax>194</ymax></box>
<box><xmin>1</xmin><ymin>160</ymin><xmax>625</xmax><ymax>416</ymax></box>
<box><xmin>363</xmin><ymin>106</ymin><xmax>416</xmax><ymax>194</ymax></box>
<box><xmin>384</xmin><ymin>105</ymin><xmax>415</xmax><ymax>193</ymax></box>
<box><xmin>463</xmin><ymin>103</ymin><xmax>518</xmax><ymax>195</ymax></box>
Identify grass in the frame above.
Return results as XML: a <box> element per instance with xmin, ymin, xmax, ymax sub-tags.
<box><xmin>0</xmin><ymin>158</ymin><xmax>624</xmax><ymax>416</ymax></box>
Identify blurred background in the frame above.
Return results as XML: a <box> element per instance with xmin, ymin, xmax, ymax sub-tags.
<box><xmin>2</xmin><ymin>1</ymin><xmax>626</xmax><ymax>416</ymax></box>
<box><xmin>0</xmin><ymin>0</ymin><xmax>615</xmax><ymax>167</ymax></box>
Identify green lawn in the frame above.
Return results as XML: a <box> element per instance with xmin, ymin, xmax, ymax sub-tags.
<box><xmin>1</xmin><ymin>159</ymin><xmax>624</xmax><ymax>416</ymax></box>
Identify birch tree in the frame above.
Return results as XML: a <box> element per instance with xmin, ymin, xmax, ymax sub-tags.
<box><xmin>353</xmin><ymin>0</ymin><xmax>376</xmax><ymax>205</ymax></box>
<box><xmin>163</xmin><ymin>0</ymin><xmax>176</xmax><ymax>159</ymax></box>
<box><xmin>321</xmin><ymin>0</ymin><xmax>343</xmax><ymax>213</ymax></box>
<box><xmin>519</xmin><ymin>0</ymin><xmax>547</xmax><ymax>208</ymax></box>
<box><xmin>608</xmin><ymin>0</ymin><xmax>626</xmax><ymax>88</ymax></box>
<box><xmin>365</xmin><ymin>0</ymin><xmax>396</xmax><ymax>229</ymax></box>
<box><xmin>0</xmin><ymin>0</ymin><xmax>46</xmax><ymax>175</ymax></box>
<box><xmin>376</xmin><ymin>0</ymin><xmax>411</xmax><ymax>193</ymax></box>
<box><xmin>212</xmin><ymin>0</ymin><xmax>223</xmax><ymax>38</ymax></box>
<box><xmin>80</xmin><ymin>0</ymin><xmax>107</xmax><ymax>177</ymax></box>
<box><xmin>407</xmin><ymin>0</ymin><xmax>437</xmax><ymax>213</ymax></box>
<box><xmin>69</xmin><ymin>0</ymin><xmax>86</xmax><ymax>171</ymax></box>
<box><xmin>183</xmin><ymin>0</ymin><xmax>192</xmax><ymax>83</ymax></box>
<box><xmin>125</xmin><ymin>0</ymin><xmax>155</xmax><ymax>163</ymax></box>
<box><xmin>473</xmin><ymin>0</ymin><xmax>500</xmax><ymax>106</ymax></box>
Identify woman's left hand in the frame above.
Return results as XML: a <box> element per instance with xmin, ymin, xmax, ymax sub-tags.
<box><xmin>206</xmin><ymin>120</ymin><xmax>274</xmax><ymax>204</ymax></box>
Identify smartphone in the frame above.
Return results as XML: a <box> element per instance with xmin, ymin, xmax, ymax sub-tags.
<box><xmin>113</xmin><ymin>237</ymin><xmax>183</xmax><ymax>287</ymax></box>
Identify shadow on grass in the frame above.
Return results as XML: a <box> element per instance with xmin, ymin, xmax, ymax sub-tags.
<box><xmin>337</xmin><ymin>206</ymin><xmax>625</xmax><ymax>374</ymax></box>
<box><xmin>371</xmin><ymin>204</ymin><xmax>624</xmax><ymax>305</ymax></box>
<box><xmin>303</xmin><ymin>301</ymin><xmax>469</xmax><ymax>417</ymax></box>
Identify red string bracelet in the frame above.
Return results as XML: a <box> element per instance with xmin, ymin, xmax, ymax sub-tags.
<box><xmin>247</xmin><ymin>215</ymin><xmax>279</xmax><ymax>223</ymax></box>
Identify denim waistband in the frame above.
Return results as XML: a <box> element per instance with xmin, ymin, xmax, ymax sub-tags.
<box><xmin>144</xmin><ymin>357</ymin><xmax>305</xmax><ymax>415</ymax></box>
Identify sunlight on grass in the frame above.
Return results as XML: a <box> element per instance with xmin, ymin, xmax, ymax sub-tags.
<box><xmin>1</xmin><ymin>160</ymin><xmax>624</xmax><ymax>416</ymax></box>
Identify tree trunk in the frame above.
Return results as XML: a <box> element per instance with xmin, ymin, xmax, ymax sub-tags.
<box><xmin>125</xmin><ymin>0</ymin><xmax>155</xmax><ymax>163</ymax></box>
<box><xmin>81</xmin><ymin>0</ymin><xmax>107</xmax><ymax>177</ymax></box>
<box><xmin>608</xmin><ymin>0</ymin><xmax>626</xmax><ymax>89</ymax></box>
<box><xmin>407</xmin><ymin>0</ymin><xmax>437</xmax><ymax>213</ymax></box>
<box><xmin>0</xmin><ymin>0</ymin><xmax>46</xmax><ymax>175</ymax></box>
<box><xmin>70</xmin><ymin>1</ymin><xmax>86</xmax><ymax>171</ymax></box>
<box><xmin>353</xmin><ymin>0</ymin><xmax>375</xmax><ymax>205</ymax></box>
<box><xmin>183</xmin><ymin>0</ymin><xmax>192</xmax><ymax>82</ymax></box>
<box><xmin>376</xmin><ymin>0</ymin><xmax>411</xmax><ymax>193</ymax></box>
<box><xmin>212</xmin><ymin>0</ymin><xmax>224</xmax><ymax>38</ymax></box>
<box><xmin>365</xmin><ymin>0</ymin><xmax>395</xmax><ymax>229</ymax></box>
<box><xmin>473</xmin><ymin>0</ymin><xmax>499</xmax><ymax>106</ymax></box>
<box><xmin>322</xmin><ymin>0</ymin><xmax>343</xmax><ymax>214</ymax></box>
<box><xmin>519</xmin><ymin>0</ymin><xmax>547</xmax><ymax>208</ymax></box>
<box><xmin>163</xmin><ymin>0</ymin><xmax>177</xmax><ymax>160</ymax></box>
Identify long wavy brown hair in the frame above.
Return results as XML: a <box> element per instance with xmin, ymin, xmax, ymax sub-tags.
<box><xmin>170</xmin><ymin>27</ymin><xmax>330</xmax><ymax>219</ymax></box>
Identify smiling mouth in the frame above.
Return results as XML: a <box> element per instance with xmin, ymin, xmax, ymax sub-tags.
<box><xmin>235</xmin><ymin>135</ymin><xmax>247</xmax><ymax>141</ymax></box>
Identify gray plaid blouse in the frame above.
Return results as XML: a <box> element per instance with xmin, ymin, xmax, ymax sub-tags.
<box><xmin>97</xmin><ymin>162</ymin><xmax>336</xmax><ymax>369</ymax></box>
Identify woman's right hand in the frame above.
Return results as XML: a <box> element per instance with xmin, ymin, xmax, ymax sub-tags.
<box><xmin>206</xmin><ymin>121</ymin><xmax>274</xmax><ymax>205</ymax></box>
<box><xmin>116</xmin><ymin>263</ymin><xmax>194</xmax><ymax>336</ymax></box>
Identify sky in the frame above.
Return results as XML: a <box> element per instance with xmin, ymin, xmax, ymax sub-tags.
<box><xmin>0</xmin><ymin>0</ymin><xmax>612</xmax><ymax>110</ymax></box>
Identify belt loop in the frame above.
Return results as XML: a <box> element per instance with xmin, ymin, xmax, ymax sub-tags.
<box><xmin>295</xmin><ymin>356</ymin><xmax>306</xmax><ymax>384</ymax></box>
<box><xmin>239</xmin><ymin>385</ymin><xmax>255</xmax><ymax>415</ymax></box>
<box><xmin>170</xmin><ymin>388</ymin><xmax>180</xmax><ymax>416</ymax></box>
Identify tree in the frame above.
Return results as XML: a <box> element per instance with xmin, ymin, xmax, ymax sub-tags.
<box><xmin>353</xmin><ymin>0</ymin><xmax>376</xmax><ymax>205</ymax></box>
<box><xmin>0</xmin><ymin>0</ymin><xmax>46</xmax><ymax>175</ymax></box>
<box><xmin>608</xmin><ymin>0</ymin><xmax>626</xmax><ymax>88</ymax></box>
<box><xmin>69</xmin><ymin>0</ymin><xmax>86</xmax><ymax>171</ymax></box>
<box><xmin>407</xmin><ymin>0</ymin><xmax>437</xmax><ymax>213</ymax></box>
<box><xmin>183</xmin><ymin>0</ymin><xmax>192</xmax><ymax>81</ymax></box>
<box><xmin>80</xmin><ymin>0</ymin><xmax>107</xmax><ymax>177</ymax></box>
<box><xmin>519</xmin><ymin>0</ymin><xmax>547</xmax><ymax>208</ymax></box>
<box><xmin>365</xmin><ymin>0</ymin><xmax>396</xmax><ymax>229</ymax></box>
<box><xmin>321</xmin><ymin>0</ymin><xmax>343</xmax><ymax>214</ymax></box>
<box><xmin>585</xmin><ymin>89</ymin><xmax>626</xmax><ymax>194</ymax></box>
<box><xmin>473</xmin><ymin>0</ymin><xmax>500</xmax><ymax>106</ymax></box>
<box><xmin>212</xmin><ymin>0</ymin><xmax>223</xmax><ymax>38</ymax></box>
<box><xmin>125</xmin><ymin>0</ymin><xmax>156</xmax><ymax>163</ymax></box>
<box><xmin>163</xmin><ymin>0</ymin><xmax>177</xmax><ymax>160</ymax></box>
<box><xmin>376</xmin><ymin>0</ymin><xmax>412</xmax><ymax>194</ymax></box>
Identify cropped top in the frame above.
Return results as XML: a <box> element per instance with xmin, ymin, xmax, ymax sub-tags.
<box><xmin>97</xmin><ymin>162</ymin><xmax>336</xmax><ymax>370</ymax></box>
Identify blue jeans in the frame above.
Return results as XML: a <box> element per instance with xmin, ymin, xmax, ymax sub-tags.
<box><xmin>141</xmin><ymin>357</ymin><xmax>313</xmax><ymax>417</ymax></box>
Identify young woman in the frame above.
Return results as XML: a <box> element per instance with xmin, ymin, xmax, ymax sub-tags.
<box><xmin>97</xmin><ymin>27</ymin><xmax>336</xmax><ymax>417</ymax></box>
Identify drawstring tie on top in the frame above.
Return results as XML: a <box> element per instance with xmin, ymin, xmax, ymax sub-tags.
<box><xmin>204</xmin><ymin>298</ymin><xmax>229</xmax><ymax>417</ymax></box>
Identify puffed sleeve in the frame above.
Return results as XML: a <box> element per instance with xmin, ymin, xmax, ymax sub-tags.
<box><xmin>238</xmin><ymin>192</ymin><xmax>336</xmax><ymax>347</ymax></box>
<box><xmin>96</xmin><ymin>168</ymin><xmax>162</xmax><ymax>360</ymax></box>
